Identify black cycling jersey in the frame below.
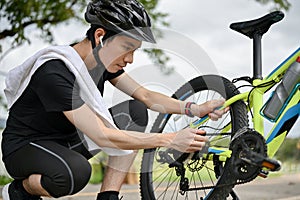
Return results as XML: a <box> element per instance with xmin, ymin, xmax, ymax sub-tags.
<box><xmin>1</xmin><ymin>59</ymin><xmax>124</xmax><ymax>159</ymax></box>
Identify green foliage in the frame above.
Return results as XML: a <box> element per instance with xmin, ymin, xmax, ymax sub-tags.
<box><xmin>144</xmin><ymin>49</ymin><xmax>174</xmax><ymax>75</ymax></box>
<box><xmin>275</xmin><ymin>138</ymin><xmax>300</xmax><ymax>162</ymax></box>
<box><xmin>0</xmin><ymin>95</ymin><xmax>7</xmax><ymax>110</ymax></box>
<box><xmin>0</xmin><ymin>175</ymin><xmax>12</xmax><ymax>186</ymax></box>
<box><xmin>255</xmin><ymin>0</ymin><xmax>291</xmax><ymax>10</ymax></box>
<box><xmin>0</xmin><ymin>0</ymin><xmax>86</xmax><ymax>49</ymax></box>
<box><xmin>0</xmin><ymin>0</ymin><xmax>168</xmax><ymax>52</ymax></box>
<box><xmin>0</xmin><ymin>0</ymin><xmax>171</xmax><ymax>71</ymax></box>
<box><xmin>136</xmin><ymin>0</ymin><xmax>172</xmax><ymax>73</ymax></box>
<box><xmin>139</xmin><ymin>0</ymin><xmax>170</xmax><ymax>28</ymax></box>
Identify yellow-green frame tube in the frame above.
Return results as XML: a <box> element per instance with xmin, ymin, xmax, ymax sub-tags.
<box><xmin>252</xmin><ymin>79</ymin><xmax>265</xmax><ymax>134</ymax></box>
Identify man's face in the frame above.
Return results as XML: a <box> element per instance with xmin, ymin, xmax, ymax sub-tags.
<box><xmin>99</xmin><ymin>35</ymin><xmax>142</xmax><ymax>73</ymax></box>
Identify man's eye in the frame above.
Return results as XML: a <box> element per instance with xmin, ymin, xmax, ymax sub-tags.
<box><xmin>122</xmin><ymin>46</ymin><xmax>131</xmax><ymax>51</ymax></box>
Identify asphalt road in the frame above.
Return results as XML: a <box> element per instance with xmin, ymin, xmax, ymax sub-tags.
<box><xmin>39</xmin><ymin>172</ymin><xmax>300</xmax><ymax>200</ymax></box>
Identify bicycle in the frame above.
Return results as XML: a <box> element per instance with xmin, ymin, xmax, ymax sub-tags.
<box><xmin>139</xmin><ymin>11</ymin><xmax>300</xmax><ymax>200</ymax></box>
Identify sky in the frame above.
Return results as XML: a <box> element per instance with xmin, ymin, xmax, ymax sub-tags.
<box><xmin>0</xmin><ymin>0</ymin><xmax>299</xmax><ymax>136</ymax></box>
<box><xmin>156</xmin><ymin>0</ymin><xmax>300</xmax><ymax>77</ymax></box>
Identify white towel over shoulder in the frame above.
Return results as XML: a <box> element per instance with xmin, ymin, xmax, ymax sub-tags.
<box><xmin>4</xmin><ymin>45</ymin><xmax>132</xmax><ymax>156</ymax></box>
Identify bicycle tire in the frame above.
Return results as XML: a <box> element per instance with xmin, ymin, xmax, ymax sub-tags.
<box><xmin>140</xmin><ymin>75</ymin><xmax>248</xmax><ymax>200</ymax></box>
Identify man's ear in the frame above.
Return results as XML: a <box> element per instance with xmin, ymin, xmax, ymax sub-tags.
<box><xmin>94</xmin><ymin>28</ymin><xmax>106</xmax><ymax>46</ymax></box>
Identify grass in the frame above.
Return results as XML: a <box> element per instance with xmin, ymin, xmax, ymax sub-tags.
<box><xmin>0</xmin><ymin>175</ymin><xmax>12</xmax><ymax>186</ymax></box>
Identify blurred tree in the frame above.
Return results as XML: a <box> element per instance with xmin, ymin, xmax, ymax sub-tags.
<box><xmin>275</xmin><ymin>138</ymin><xmax>300</xmax><ymax>162</ymax></box>
<box><xmin>0</xmin><ymin>0</ymin><xmax>292</xmax><ymax>66</ymax></box>
<box><xmin>0</xmin><ymin>0</ymin><xmax>169</xmax><ymax>68</ymax></box>
<box><xmin>0</xmin><ymin>1</ymin><xmax>85</xmax><ymax>47</ymax></box>
<box><xmin>255</xmin><ymin>0</ymin><xmax>291</xmax><ymax>11</ymax></box>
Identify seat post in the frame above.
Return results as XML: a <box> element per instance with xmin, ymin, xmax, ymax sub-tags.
<box><xmin>253</xmin><ymin>33</ymin><xmax>263</xmax><ymax>79</ymax></box>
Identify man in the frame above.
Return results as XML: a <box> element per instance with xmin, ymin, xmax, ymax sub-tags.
<box><xmin>1</xmin><ymin>0</ymin><xmax>227</xmax><ymax>199</ymax></box>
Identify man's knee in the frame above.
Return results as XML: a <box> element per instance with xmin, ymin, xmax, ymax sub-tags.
<box><xmin>111</xmin><ymin>100</ymin><xmax>149</xmax><ymax>131</ymax></box>
<box><xmin>129</xmin><ymin>100</ymin><xmax>148</xmax><ymax>127</ymax></box>
<box><xmin>42</xmin><ymin>158</ymin><xmax>91</xmax><ymax>198</ymax></box>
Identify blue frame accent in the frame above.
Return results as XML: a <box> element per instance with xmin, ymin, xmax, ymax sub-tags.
<box><xmin>266</xmin><ymin>103</ymin><xmax>300</xmax><ymax>144</ymax></box>
<box><xmin>267</xmin><ymin>47</ymin><xmax>300</xmax><ymax>79</ymax></box>
<box><xmin>208</xmin><ymin>148</ymin><xmax>226</xmax><ymax>154</ymax></box>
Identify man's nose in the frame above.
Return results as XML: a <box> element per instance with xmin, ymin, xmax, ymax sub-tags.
<box><xmin>124</xmin><ymin>52</ymin><xmax>134</xmax><ymax>64</ymax></box>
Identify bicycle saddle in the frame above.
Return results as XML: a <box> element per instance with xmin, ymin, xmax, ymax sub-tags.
<box><xmin>230</xmin><ymin>11</ymin><xmax>284</xmax><ymax>39</ymax></box>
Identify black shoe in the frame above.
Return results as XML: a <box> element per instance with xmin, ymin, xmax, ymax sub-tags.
<box><xmin>2</xmin><ymin>180</ymin><xmax>43</xmax><ymax>200</ymax></box>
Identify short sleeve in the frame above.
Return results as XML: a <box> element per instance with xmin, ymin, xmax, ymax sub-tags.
<box><xmin>96</xmin><ymin>69</ymin><xmax>125</xmax><ymax>95</ymax></box>
<box><xmin>31</xmin><ymin>59</ymin><xmax>84</xmax><ymax>112</ymax></box>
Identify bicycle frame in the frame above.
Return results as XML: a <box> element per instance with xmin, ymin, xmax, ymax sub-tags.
<box><xmin>192</xmin><ymin>47</ymin><xmax>300</xmax><ymax>163</ymax></box>
<box><xmin>139</xmin><ymin>11</ymin><xmax>297</xmax><ymax>200</ymax></box>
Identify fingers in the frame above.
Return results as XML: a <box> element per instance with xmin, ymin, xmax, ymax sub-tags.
<box><xmin>190</xmin><ymin>140</ymin><xmax>206</xmax><ymax>148</ymax></box>
<box><xmin>186</xmin><ymin>140</ymin><xmax>206</xmax><ymax>152</ymax></box>
<box><xmin>187</xmin><ymin>128</ymin><xmax>208</xmax><ymax>152</ymax></box>
<box><xmin>208</xmin><ymin>109</ymin><xmax>227</xmax><ymax>120</ymax></box>
<box><xmin>170</xmin><ymin>128</ymin><xmax>208</xmax><ymax>153</ymax></box>
<box><xmin>207</xmin><ymin>99</ymin><xmax>230</xmax><ymax>121</ymax></box>
<box><xmin>192</xmin><ymin>128</ymin><xmax>206</xmax><ymax>135</ymax></box>
<box><xmin>194</xmin><ymin>134</ymin><xmax>208</xmax><ymax>142</ymax></box>
<box><xmin>224</xmin><ymin>106</ymin><xmax>230</xmax><ymax>112</ymax></box>
<box><xmin>211</xmin><ymin>98</ymin><xmax>225</xmax><ymax>108</ymax></box>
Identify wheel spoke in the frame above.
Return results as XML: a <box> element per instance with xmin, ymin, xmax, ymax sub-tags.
<box><xmin>153</xmin><ymin>167</ymin><xmax>173</xmax><ymax>192</ymax></box>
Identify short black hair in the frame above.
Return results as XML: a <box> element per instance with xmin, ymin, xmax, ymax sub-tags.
<box><xmin>86</xmin><ymin>24</ymin><xmax>117</xmax><ymax>48</ymax></box>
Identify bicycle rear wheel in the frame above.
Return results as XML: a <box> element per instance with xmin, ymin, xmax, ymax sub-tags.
<box><xmin>140</xmin><ymin>75</ymin><xmax>248</xmax><ymax>200</ymax></box>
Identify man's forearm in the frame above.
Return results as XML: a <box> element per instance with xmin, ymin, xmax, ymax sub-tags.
<box><xmin>96</xmin><ymin>126</ymin><xmax>175</xmax><ymax>150</ymax></box>
<box><xmin>140</xmin><ymin>90</ymin><xmax>186</xmax><ymax>114</ymax></box>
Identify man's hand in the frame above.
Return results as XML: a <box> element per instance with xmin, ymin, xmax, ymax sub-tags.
<box><xmin>192</xmin><ymin>99</ymin><xmax>229</xmax><ymax>120</ymax></box>
<box><xmin>167</xmin><ymin>128</ymin><xmax>208</xmax><ymax>153</ymax></box>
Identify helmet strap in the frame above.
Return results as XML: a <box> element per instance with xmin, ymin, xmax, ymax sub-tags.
<box><xmin>92</xmin><ymin>44</ymin><xmax>104</xmax><ymax>66</ymax></box>
<box><xmin>90</xmin><ymin>34</ymin><xmax>98</xmax><ymax>49</ymax></box>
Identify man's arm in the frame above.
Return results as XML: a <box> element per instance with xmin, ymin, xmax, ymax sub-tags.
<box><xmin>63</xmin><ymin>103</ymin><xmax>207</xmax><ymax>152</ymax></box>
<box><xmin>110</xmin><ymin>72</ymin><xmax>228</xmax><ymax>119</ymax></box>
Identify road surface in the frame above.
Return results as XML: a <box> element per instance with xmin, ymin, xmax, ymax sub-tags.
<box><xmin>39</xmin><ymin>172</ymin><xmax>300</xmax><ymax>200</ymax></box>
